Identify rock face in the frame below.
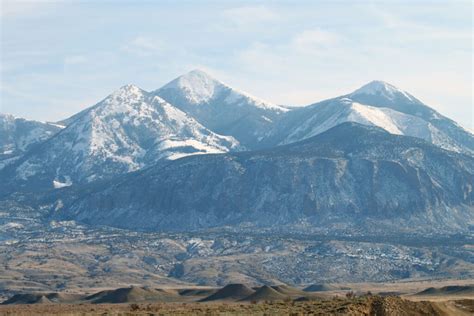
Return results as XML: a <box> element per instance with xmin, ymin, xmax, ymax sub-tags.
<box><xmin>265</xmin><ymin>81</ymin><xmax>474</xmax><ymax>155</ymax></box>
<box><xmin>61</xmin><ymin>123</ymin><xmax>474</xmax><ymax>233</ymax></box>
<box><xmin>0</xmin><ymin>84</ymin><xmax>239</xmax><ymax>193</ymax></box>
<box><xmin>0</xmin><ymin>114</ymin><xmax>62</xmax><ymax>167</ymax></box>
<box><xmin>155</xmin><ymin>70</ymin><xmax>288</xmax><ymax>149</ymax></box>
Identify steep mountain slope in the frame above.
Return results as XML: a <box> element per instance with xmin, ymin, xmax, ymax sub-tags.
<box><xmin>0</xmin><ymin>114</ymin><xmax>62</xmax><ymax>167</ymax></box>
<box><xmin>0</xmin><ymin>84</ymin><xmax>239</xmax><ymax>192</ymax></box>
<box><xmin>155</xmin><ymin>70</ymin><xmax>288</xmax><ymax>149</ymax></box>
<box><xmin>348</xmin><ymin>80</ymin><xmax>474</xmax><ymax>153</ymax></box>
<box><xmin>59</xmin><ymin>123</ymin><xmax>474</xmax><ymax>233</ymax></box>
<box><xmin>265</xmin><ymin>81</ymin><xmax>473</xmax><ymax>154</ymax></box>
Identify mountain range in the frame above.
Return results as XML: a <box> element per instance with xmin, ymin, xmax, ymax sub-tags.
<box><xmin>59</xmin><ymin>123</ymin><xmax>474</xmax><ymax>233</ymax></box>
<box><xmin>1</xmin><ymin>84</ymin><xmax>239</xmax><ymax>191</ymax></box>
<box><xmin>1</xmin><ymin>70</ymin><xmax>473</xmax><ymax>234</ymax></box>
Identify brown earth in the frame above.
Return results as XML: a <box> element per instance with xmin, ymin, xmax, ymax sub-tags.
<box><xmin>414</xmin><ymin>285</ymin><xmax>474</xmax><ymax>297</ymax></box>
<box><xmin>240</xmin><ymin>285</ymin><xmax>289</xmax><ymax>302</ymax></box>
<box><xmin>1</xmin><ymin>281</ymin><xmax>473</xmax><ymax>315</ymax></box>
<box><xmin>304</xmin><ymin>283</ymin><xmax>340</xmax><ymax>292</ymax></box>
<box><xmin>272</xmin><ymin>284</ymin><xmax>308</xmax><ymax>296</ymax></box>
<box><xmin>0</xmin><ymin>296</ymin><xmax>472</xmax><ymax>315</ymax></box>
<box><xmin>83</xmin><ymin>286</ymin><xmax>181</xmax><ymax>304</ymax></box>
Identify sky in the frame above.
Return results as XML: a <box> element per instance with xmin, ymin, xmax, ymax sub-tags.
<box><xmin>1</xmin><ymin>0</ymin><xmax>473</xmax><ymax>129</ymax></box>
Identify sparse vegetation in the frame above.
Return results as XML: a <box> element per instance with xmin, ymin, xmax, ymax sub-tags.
<box><xmin>129</xmin><ymin>303</ymin><xmax>140</xmax><ymax>311</ymax></box>
<box><xmin>0</xmin><ymin>296</ymin><xmax>472</xmax><ymax>315</ymax></box>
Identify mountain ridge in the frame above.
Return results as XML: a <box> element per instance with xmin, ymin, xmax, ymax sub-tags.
<box><xmin>263</xmin><ymin>81</ymin><xmax>473</xmax><ymax>155</ymax></box>
<box><xmin>0</xmin><ymin>113</ymin><xmax>63</xmax><ymax>165</ymax></box>
<box><xmin>155</xmin><ymin>70</ymin><xmax>289</xmax><ymax>149</ymax></box>
<box><xmin>0</xmin><ymin>74</ymin><xmax>474</xmax><ymax>212</ymax></box>
<box><xmin>0</xmin><ymin>84</ymin><xmax>240</xmax><ymax>193</ymax></box>
<box><xmin>55</xmin><ymin>122</ymin><xmax>474</xmax><ymax>233</ymax></box>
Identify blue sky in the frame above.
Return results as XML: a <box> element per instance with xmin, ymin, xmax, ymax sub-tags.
<box><xmin>1</xmin><ymin>0</ymin><xmax>472</xmax><ymax>129</ymax></box>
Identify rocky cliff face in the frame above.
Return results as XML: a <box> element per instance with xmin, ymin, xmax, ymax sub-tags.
<box><xmin>61</xmin><ymin>123</ymin><xmax>474</xmax><ymax>233</ymax></box>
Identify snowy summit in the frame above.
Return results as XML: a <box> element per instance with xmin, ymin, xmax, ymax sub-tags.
<box><xmin>350</xmin><ymin>80</ymin><xmax>416</xmax><ymax>102</ymax></box>
<box><xmin>159</xmin><ymin>69</ymin><xmax>285</xmax><ymax>111</ymax></box>
<box><xmin>156</xmin><ymin>69</ymin><xmax>288</xmax><ymax>149</ymax></box>
<box><xmin>163</xmin><ymin>69</ymin><xmax>222</xmax><ymax>105</ymax></box>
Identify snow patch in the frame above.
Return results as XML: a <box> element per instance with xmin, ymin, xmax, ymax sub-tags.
<box><xmin>0</xmin><ymin>222</ymin><xmax>24</xmax><ymax>230</ymax></box>
<box><xmin>47</xmin><ymin>122</ymin><xmax>66</xmax><ymax>129</ymax></box>
<box><xmin>349</xmin><ymin>102</ymin><xmax>403</xmax><ymax>135</ymax></box>
<box><xmin>53</xmin><ymin>176</ymin><xmax>73</xmax><ymax>189</ymax></box>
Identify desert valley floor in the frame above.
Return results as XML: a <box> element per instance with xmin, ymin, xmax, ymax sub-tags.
<box><xmin>0</xmin><ymin>281</ymin><xmax>473</xmax><ymax>315</ymax></box>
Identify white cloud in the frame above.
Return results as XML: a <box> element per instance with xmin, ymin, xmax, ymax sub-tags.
<box><xmin>231</xmin><ymin>21</ymin><xmax>473</xmax><ymax>129</ymax></box>
<box><xmin>222</xmin><ymin>5</ymin><xmax>278</xmax><ymax>27</ymax></box>
<box><xmin>122</xmin><ymin>36</ymin><xmax>164</xmax><ymax>57</ymax></box>
<box><xmin>370</xmin><ymin>4</ymin><xmax>473</xmax><ymax>42</ymax></box>
<box><xmin>1</xmin><ymin>2</ymin><xmax>471</xmax><ymax>129</ymax></box>
<box><xmin>236</xmin><ymin>28</ymin><xmax>343</xmax><ymax>75</ymax></box>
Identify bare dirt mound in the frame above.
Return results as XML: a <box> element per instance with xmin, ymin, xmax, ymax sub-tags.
<box><xmin>240</xmin><ymin>285</ymin><xmax>289</xmax><ymax>302</ymax></box>
<box><xmin>1</xmin><ymin>294</ymin><xmax>48</xmax><ymax>305</ymax></box>
<box><xmin>46</xmin><ymin>293</ymin><xmax>84</xmax><ymax>303</ymax></box>
<box><xmin>179</xmin><ymin>288</ymin><xmax>217</xmax><ymax>297</ymax></box>
<box><xmin>200</xmin><ymin>284</ymin><xmax>255</xmax><ymax>302</ymax></box>
<box><xmin>35</xmin><ymin>296</ymin><xmax>52</xmax><ymax>304</ymax></box>
<box><xmin>432</xmin><ymin>299</ymin><xmax>474</xmax><ymax>316</ymax></box>
<box><xmin>154</xmin><ymin>288</ymin><xmax>180</xmax><ymax>296</ymax></box>
<box><xmin>415</xmin><ymin>285</ymin><xmax>474</xmax><ymax>296</ymax></box>
<box><xmin>1</xmin><ymin>295</ymin><xmax>471</xmax><ymax>315</ymax></box>
<box><xmin>368</xmin><ymin>296</ymin><xmax>445</xmax><ymax>316</ymax></box>
<box><xmin>85</xmin><ymin>286</ymin><xmax>179</xmax><ymax>304</ymax></box>
<box><xmin>303</xmin><ymin>284</ymin><xmax>338</xmax><ymax>292</ymax></box>
<box><xmin>271</xmin><ymin>284</ymin><xmax>306</xmax><ymax>297</ymax></box>
<box><xmin>1</xmin><ymin>293</ymin><xmax>83</xmax><ymax>305</ymax></box>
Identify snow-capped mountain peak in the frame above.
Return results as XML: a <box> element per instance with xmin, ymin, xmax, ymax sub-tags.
<box><xmin>155</xmin><ymin>70</ymin><xmax>288</xmax><ymax>149</ymax></box>
<box><xmin>109</xmin><ymin>84</ymin><xmax>146</xmax><ymax>102</ymax></box>
<box><xmin>350</xmin><ymin>80</ymin><xmax>416</xmax><ymax>102</ymax></box>
<box><xmin>160</xmin><ymin>69</ymin><xmax>223</xmax><ymax>105</ymax></box>
<box><xmin>3</xmin><ymin>83</ymin><xmax>242</xmax><ymax>190</ymax></box>
<box><xmin>158</xmin><ymin>69</ymin><xmax>283</xmax><ymax>111</ymax></box>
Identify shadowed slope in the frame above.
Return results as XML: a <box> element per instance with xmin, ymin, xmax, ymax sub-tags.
<box><xmin>304</xmin><ymin>284</ymin><xmax>338</xmax><ymax>292</ymax></box>
<box><xmin>85</xmin><ymin>286</ymin><xmax>179</xmax><ymax>304</ymax></box>
<box><xmin>240</xmin><ymin>285</ymin><xmax>289</xmax><ymax>302</ymax></box>
<box><xmin>200</xmin><ymin>284</ymin><xmax>255</xmax><ymax>302</ymax></box>
<box><xmin>415</xmin><ymin>285</ymin><xmax>474</xmax><ymax>296</ymax></box>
